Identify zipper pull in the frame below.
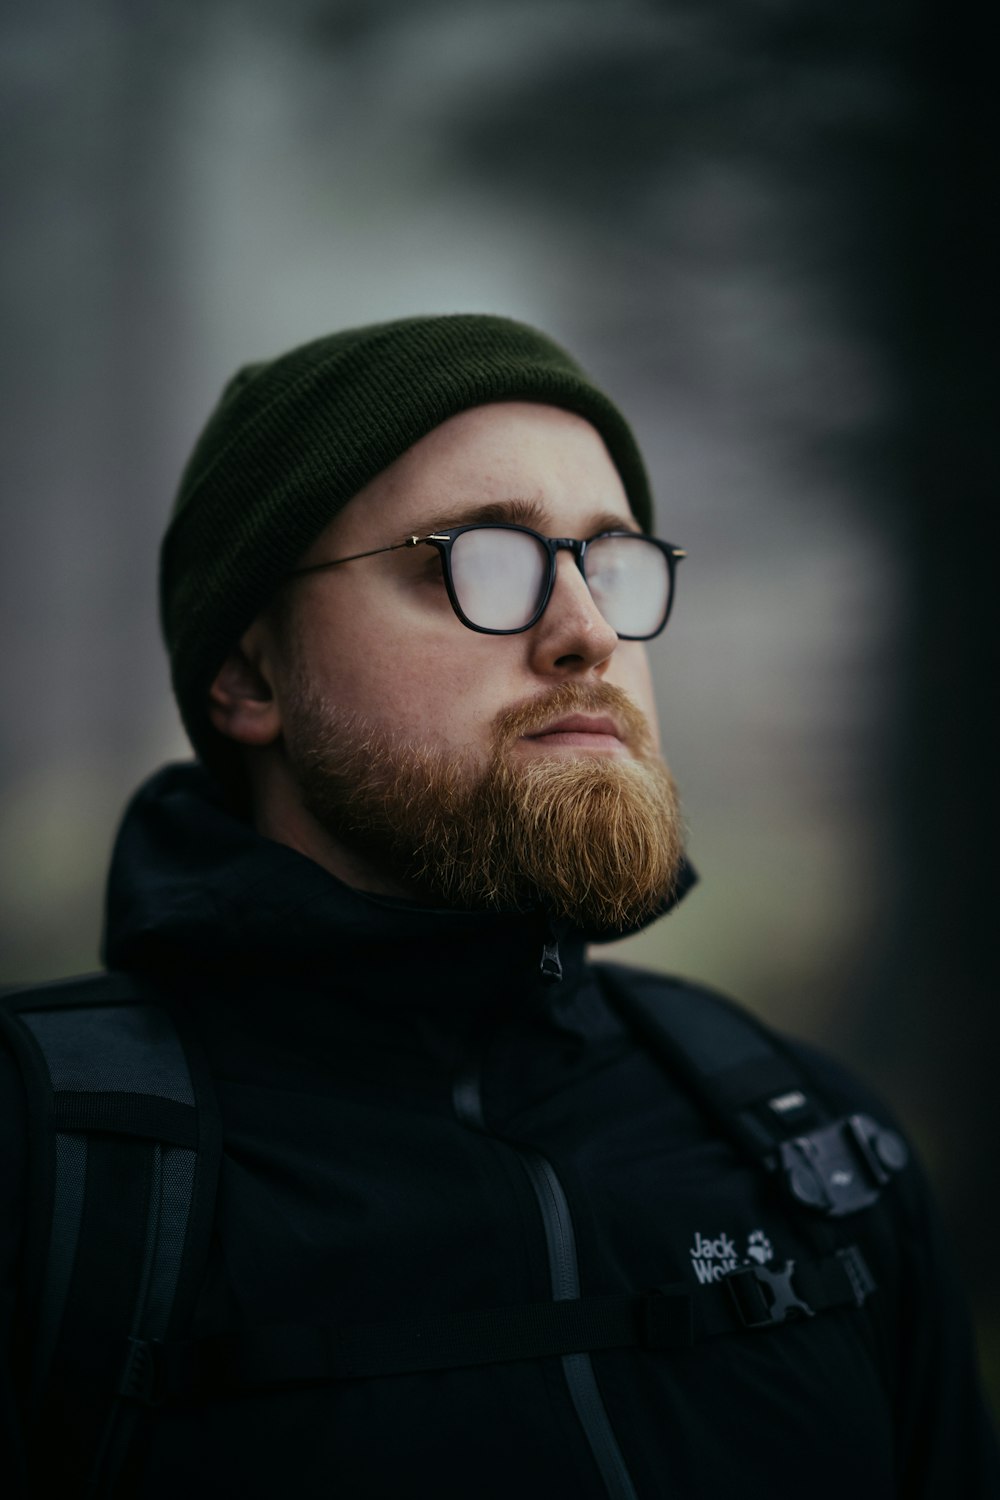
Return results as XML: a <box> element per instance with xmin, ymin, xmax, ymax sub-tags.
<box><xmin>539</xmin><ymin>928</ymin><xmax>563</xmax><ymax>982</ymax></box>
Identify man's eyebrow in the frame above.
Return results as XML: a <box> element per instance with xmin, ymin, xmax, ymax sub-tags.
<box><xmin>403</xmin><ymin>498</ymin><xmax>643</xmax><ymax>537</ymax></box>
<box><xmin>405</xmin><ymin>498</ymin><xmax>546</xmax><ymax>533</ymax></box>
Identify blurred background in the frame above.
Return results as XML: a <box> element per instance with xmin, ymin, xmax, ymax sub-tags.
<box><xmin>1</xmin><ymin>0</ymin><xmax>996</xmax><ymax>1414</ymax></box>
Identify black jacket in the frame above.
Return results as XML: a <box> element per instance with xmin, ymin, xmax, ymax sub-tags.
<box><xmin>2</xmin><ymin>762</ymin><xmax>998</xmax><ymax>1498</ymax></box>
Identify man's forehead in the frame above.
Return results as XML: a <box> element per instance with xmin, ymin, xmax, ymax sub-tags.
<box><xmin>306</xmin><ymin>403</ymin><xmax>640</xmax><ymax>559</ymax></box>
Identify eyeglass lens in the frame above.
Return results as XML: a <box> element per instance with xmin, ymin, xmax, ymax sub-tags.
<box><xmin>449</xmin><ymin>528</ymin><xmax>547</xmax><ymax>631</ymax></box>
<box><xmin>447</xmin><ymin>529</ymin><xmax>670</xmax><ymax>637</ymax></box>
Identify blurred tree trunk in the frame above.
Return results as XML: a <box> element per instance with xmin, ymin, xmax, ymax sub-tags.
<box><xmin>860</xmin><ymin>0</ymin><xmax>999</xmax><ymax>1332</ymax></box>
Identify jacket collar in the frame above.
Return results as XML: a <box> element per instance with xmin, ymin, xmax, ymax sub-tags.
<box><xmin>103</xmin><ymin>761</ymin><xmax>696</xmax><ymax>1016</ymax></box>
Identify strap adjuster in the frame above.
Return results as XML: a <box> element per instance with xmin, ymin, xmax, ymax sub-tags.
<box><xmin>836</xmin><ymin>1244</ymin><xmax>877</xmax><ymax>1307</ymax></box>
<box><xmin>117</xmin><ymin>1336</ymin><xmax>165</xmax><ymax>1406</ymax></box>
<box><xmin>725</xmin><ymin>1261</ymin><xmax>815</xmax><ymax>1329</ymax></box>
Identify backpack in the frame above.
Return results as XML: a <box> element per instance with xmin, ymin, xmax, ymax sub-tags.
<box><xmin>0</xmin><ymin>962</ymin><xmax>908</xmax><ymax>1497</ymax></box>
<box><xmin>0</xmin><ymin>973</ymin><xmax>221</xmax><ymax>1498</ymax></box>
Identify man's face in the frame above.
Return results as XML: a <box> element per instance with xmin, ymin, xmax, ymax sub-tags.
<box><xmin>248</xmin><ymin>401</ymin><xmax>685</xmax><ymax>926</ymax></box>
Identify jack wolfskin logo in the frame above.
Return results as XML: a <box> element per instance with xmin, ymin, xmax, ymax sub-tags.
<box><xmin>746</xmin><ymin>1230</ymin><xmax>773</xmax><ymax>1265</ymax></box>
<box><xmin>689</xmin><ymin>1227</ymin><xmax>775</xmax><ymax>1284</ymax></box>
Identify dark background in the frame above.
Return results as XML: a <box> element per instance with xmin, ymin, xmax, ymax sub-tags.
<box><xmin>2</xmin><ymin>0</ymin><xmax>996</xmax><ymax>1414</ymax></box>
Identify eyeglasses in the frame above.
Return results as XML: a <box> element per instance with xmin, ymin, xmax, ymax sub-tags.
<box><xmin>288</xmin><ymin>523</ymin><xmax>686</xmax><ymax>639</ymax></box>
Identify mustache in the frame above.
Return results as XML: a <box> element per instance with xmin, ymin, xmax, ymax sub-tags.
<box><xmin>492</xmin><ymin>681</ymin><xmax>656</xmax><ymax>756</ymax></box>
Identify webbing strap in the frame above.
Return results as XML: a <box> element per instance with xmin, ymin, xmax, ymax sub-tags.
<box><xmin>51</xmin><ymin>1090</ymin><xmax>198</xmax><ymax>1147</ymax></box>
<box><xmin>125</xmin><ymin>1248</ymin><xmax>872</xmax><ymax>1403</ymax></box>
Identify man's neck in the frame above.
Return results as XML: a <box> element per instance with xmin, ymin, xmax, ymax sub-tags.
<box><xmin>247</xmin><ymin>751</ymin><xmax>418</xmax><ymax>900</ymax></box>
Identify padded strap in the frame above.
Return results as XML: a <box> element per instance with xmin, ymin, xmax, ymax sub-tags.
<box><xmin>598</xmin><ymin>965</ymin><xmax>909</xmax><ymax>1218</ymax></box>
<box><xmin>1</xmin><ymin>974</ymin><xmax>220</xmax><ymax>1497</ymax></box>
<box><xmin>597</xmin><ymin>965</ymin><xmax>825</xmax><ymax>1157</ymax></box>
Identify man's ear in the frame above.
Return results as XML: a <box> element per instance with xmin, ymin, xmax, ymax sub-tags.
<box><xmin>207</xmin><ymin>631</ymin><xmax>283</xmax><ymax>747</ymax></box>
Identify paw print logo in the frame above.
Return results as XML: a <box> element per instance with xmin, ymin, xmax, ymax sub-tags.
<box><xmin>746</xmin><ymin>1229</ymin><xmax>773</xmax><ymax>1265</ymax></box>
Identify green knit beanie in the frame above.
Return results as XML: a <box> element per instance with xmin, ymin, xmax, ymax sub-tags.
<box><xmin>160</xmin><ymin>313</ymin><xmax>655</xmax><ymax>768</ymax></box>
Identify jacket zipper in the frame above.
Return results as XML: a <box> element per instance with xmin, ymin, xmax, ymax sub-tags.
<box><xmin>453</xmin><ymin>1071</ymin><xmax>639</xmax><ymax>1500</ymax></box>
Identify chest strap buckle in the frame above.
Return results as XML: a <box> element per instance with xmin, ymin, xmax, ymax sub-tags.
<box><xmin>725</xmin><ymin>1260</ymin><xmax>815</xmax><ymax>1329</ymax></box>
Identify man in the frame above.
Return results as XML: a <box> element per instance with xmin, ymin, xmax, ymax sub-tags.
<box><xmin>2</xmin><ymin>314</ymin><xmax>997</xmax><ymax>1497</ymax></box>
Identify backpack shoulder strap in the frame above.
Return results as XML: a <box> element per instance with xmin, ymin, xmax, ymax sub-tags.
<box><xmin>595</xmin><ymin>962</ymin><xmax>909</xmax><ymax>1220</ymax></box>
<box><xmin>0</xmin><ymin>972</ymin><xmax>221</xmax><ymax>1497</ymax></box>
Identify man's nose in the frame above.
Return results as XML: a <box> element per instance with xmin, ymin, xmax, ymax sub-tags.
<box><xmin>526</xmin><ymin>550</ymin><xmax>619</xmax><ymax>676</ymax></box>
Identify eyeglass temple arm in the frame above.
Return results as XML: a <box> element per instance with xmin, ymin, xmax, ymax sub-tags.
<box><xmin>289</xmin><ymin>537</ymin><xmax>436</xmax><ymax>577</ymax></box>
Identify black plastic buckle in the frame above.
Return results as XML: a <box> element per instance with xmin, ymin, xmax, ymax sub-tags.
<box><xmin>726</xmin><ymin>1260</ymin><xmax>816</xmax><ymax>1329</ymax></box>
<box><xmin>779</xmin><ymin>1113</ymin><xmax>909</xmax><ymax>1217</ymax></box>
<box><xmin>117</xmin><ymin>1336</ymin><xmax>165</xmax><ymax>1405</ymax></box>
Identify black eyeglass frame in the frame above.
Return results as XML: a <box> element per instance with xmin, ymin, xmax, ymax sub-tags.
<box><xmin>288</xmin><ymin>522</ymin><xmax>687</xmax><ymax>640</ymax></box>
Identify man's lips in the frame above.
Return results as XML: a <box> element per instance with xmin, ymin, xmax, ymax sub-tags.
<box><xmin>522</xmin><ymin>713</ymin><xmax>626</xmax><ymax>749</ymax></box>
